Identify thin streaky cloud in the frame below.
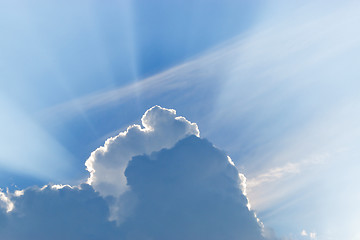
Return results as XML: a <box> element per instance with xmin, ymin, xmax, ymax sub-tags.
<box><xmin>246</xmin><ymin>153</ymin><xmax>327</xmax><ymax>189</ymax></box>
<box><xmin>39</xmin><ymin>0</ymin><xmax>360</xmax><ymax>126</ymax></box>
<box><xmin>37</xmin><ymin>35</ymin><xmax>248</xmax><ymax>121</ymax></box>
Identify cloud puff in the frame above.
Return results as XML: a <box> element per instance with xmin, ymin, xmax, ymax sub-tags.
<box><xmin>0</xmin><ymin>190</ymin><xmax>14</xmax><ymax>213</ymax></box>
<box><xmin>0</xmin><ymin>106</ymin><xmax>269</xmax><ymax>239</ymax></box>
<box><xmin>301</xmin><ymin>230</ymin><xmax>317</xmax><ymax>239</ymax></box>
<box><xmin>85</xmin><ymin>105</ymin><xmax>199</xmax><ymax>198</ymax></box>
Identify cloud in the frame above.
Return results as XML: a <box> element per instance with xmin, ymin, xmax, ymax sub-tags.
<box><xmin>0</xmin><ymin>190</ymin><xmax>13</xmax><ymax>212</ymax></box>
<box><xmin>0</xmin><ymin>106</ymin><xmax>269</xmax><ymax>239</ymax></box>
<box><xmin>85</xmin><ymin>105</ymin><xmax>199</xmax><ymax>198</ymax></box>
<box><xmin>245</xmin><ymin>154</ymin><xmax>327</xmax><ymax>211</ymax></box>
<box><xmin>86</xmin><ymin>106</ymin><xmax>266</xmax><ymax>239</ymax></box>
<box><xmin>117</xmin><ymin>135</ymin><xmax>265</xmax><ymax>239</ymax></box>
<box><xmin>0</xmin><ymin>184</ymin><xmax>120</xmax><ymax>240</ymax></box>
<box><xmin>301</xmin><ymin>230</ymin><xmax>317</xmax><ymax>240</ymax></box>
<box><xmin>247</xmin><ymin>154</ymin><xmax>326</xmax><ymax>189</ymax></box>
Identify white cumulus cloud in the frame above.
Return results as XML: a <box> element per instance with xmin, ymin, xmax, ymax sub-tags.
<box><xmin>0</xmin><ymin>106</ymin><xmax>273</xmax><ymax>240</ymax></box>
<box><xmin>85</xmin><ymin>105</ymin><xmax>199</xmax><ymax>198</ymax></box>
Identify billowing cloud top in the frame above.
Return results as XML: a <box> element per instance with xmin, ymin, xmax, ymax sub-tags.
<box><xmin>85</xmin><ymin>105</ymin><xmax>200</xmax><ymax>198</ymax></box>
<box><xmin>0</xmin><ymin>106</ymin><xmax>268</xmax><ymax>240</ymax></box>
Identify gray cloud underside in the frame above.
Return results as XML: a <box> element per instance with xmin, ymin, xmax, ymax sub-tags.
<box><xmin>0</xmin><ymin>136</ymin><xmax>266</xmax><ymax>240</ymax></box>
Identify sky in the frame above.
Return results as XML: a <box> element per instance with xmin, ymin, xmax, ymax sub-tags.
<box><xmin>0</xmin><ymin>1</ymin><xmax>360</xmax><ymax>239</ymax></box>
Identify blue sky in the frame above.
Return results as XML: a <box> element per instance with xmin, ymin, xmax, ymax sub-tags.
<box><xmin>1</xmin><ymin>1</ymin><xmax>360</xmax><ymax>239</ymax></box>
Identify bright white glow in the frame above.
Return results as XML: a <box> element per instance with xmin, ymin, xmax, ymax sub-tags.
<box><xmin>0</xmin><ymin>190</ymin><xmax>14</xmax><ymax>212</ymax></box>
<box><xmin>14</xmin><ymin>190</ymin><xmax>24</xmax><ymax>197</ymax></box>
<box><xmin>227</xmin><ymin>156</ymin><xmax>235</xmax><ymax>166</ymax></box>
<box><xmin>50</xmin><ymin>184</ymin><xmax>76</xmax><ymax>190</ymax></box>
<box><xmin>309</xmin><ymin>232</ymin><xmax>316</xmax><ymax>239</ymax></box>
<box><xmin>86</xmin><ymin>106</ymin><xmax>200</xmax><ymax>200</ymax></box>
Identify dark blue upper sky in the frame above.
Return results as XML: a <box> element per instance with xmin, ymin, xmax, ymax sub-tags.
<box><xmin>132</xmin><ymin>0</ymin><xmax>261</xmax><ymax>77</ymax></box>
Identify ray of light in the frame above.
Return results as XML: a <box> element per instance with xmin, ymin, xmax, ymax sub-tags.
<box><xmin>0</xmin><ymin>95</ymin><xmax>75</xmax><ymax>183</ymax></box>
